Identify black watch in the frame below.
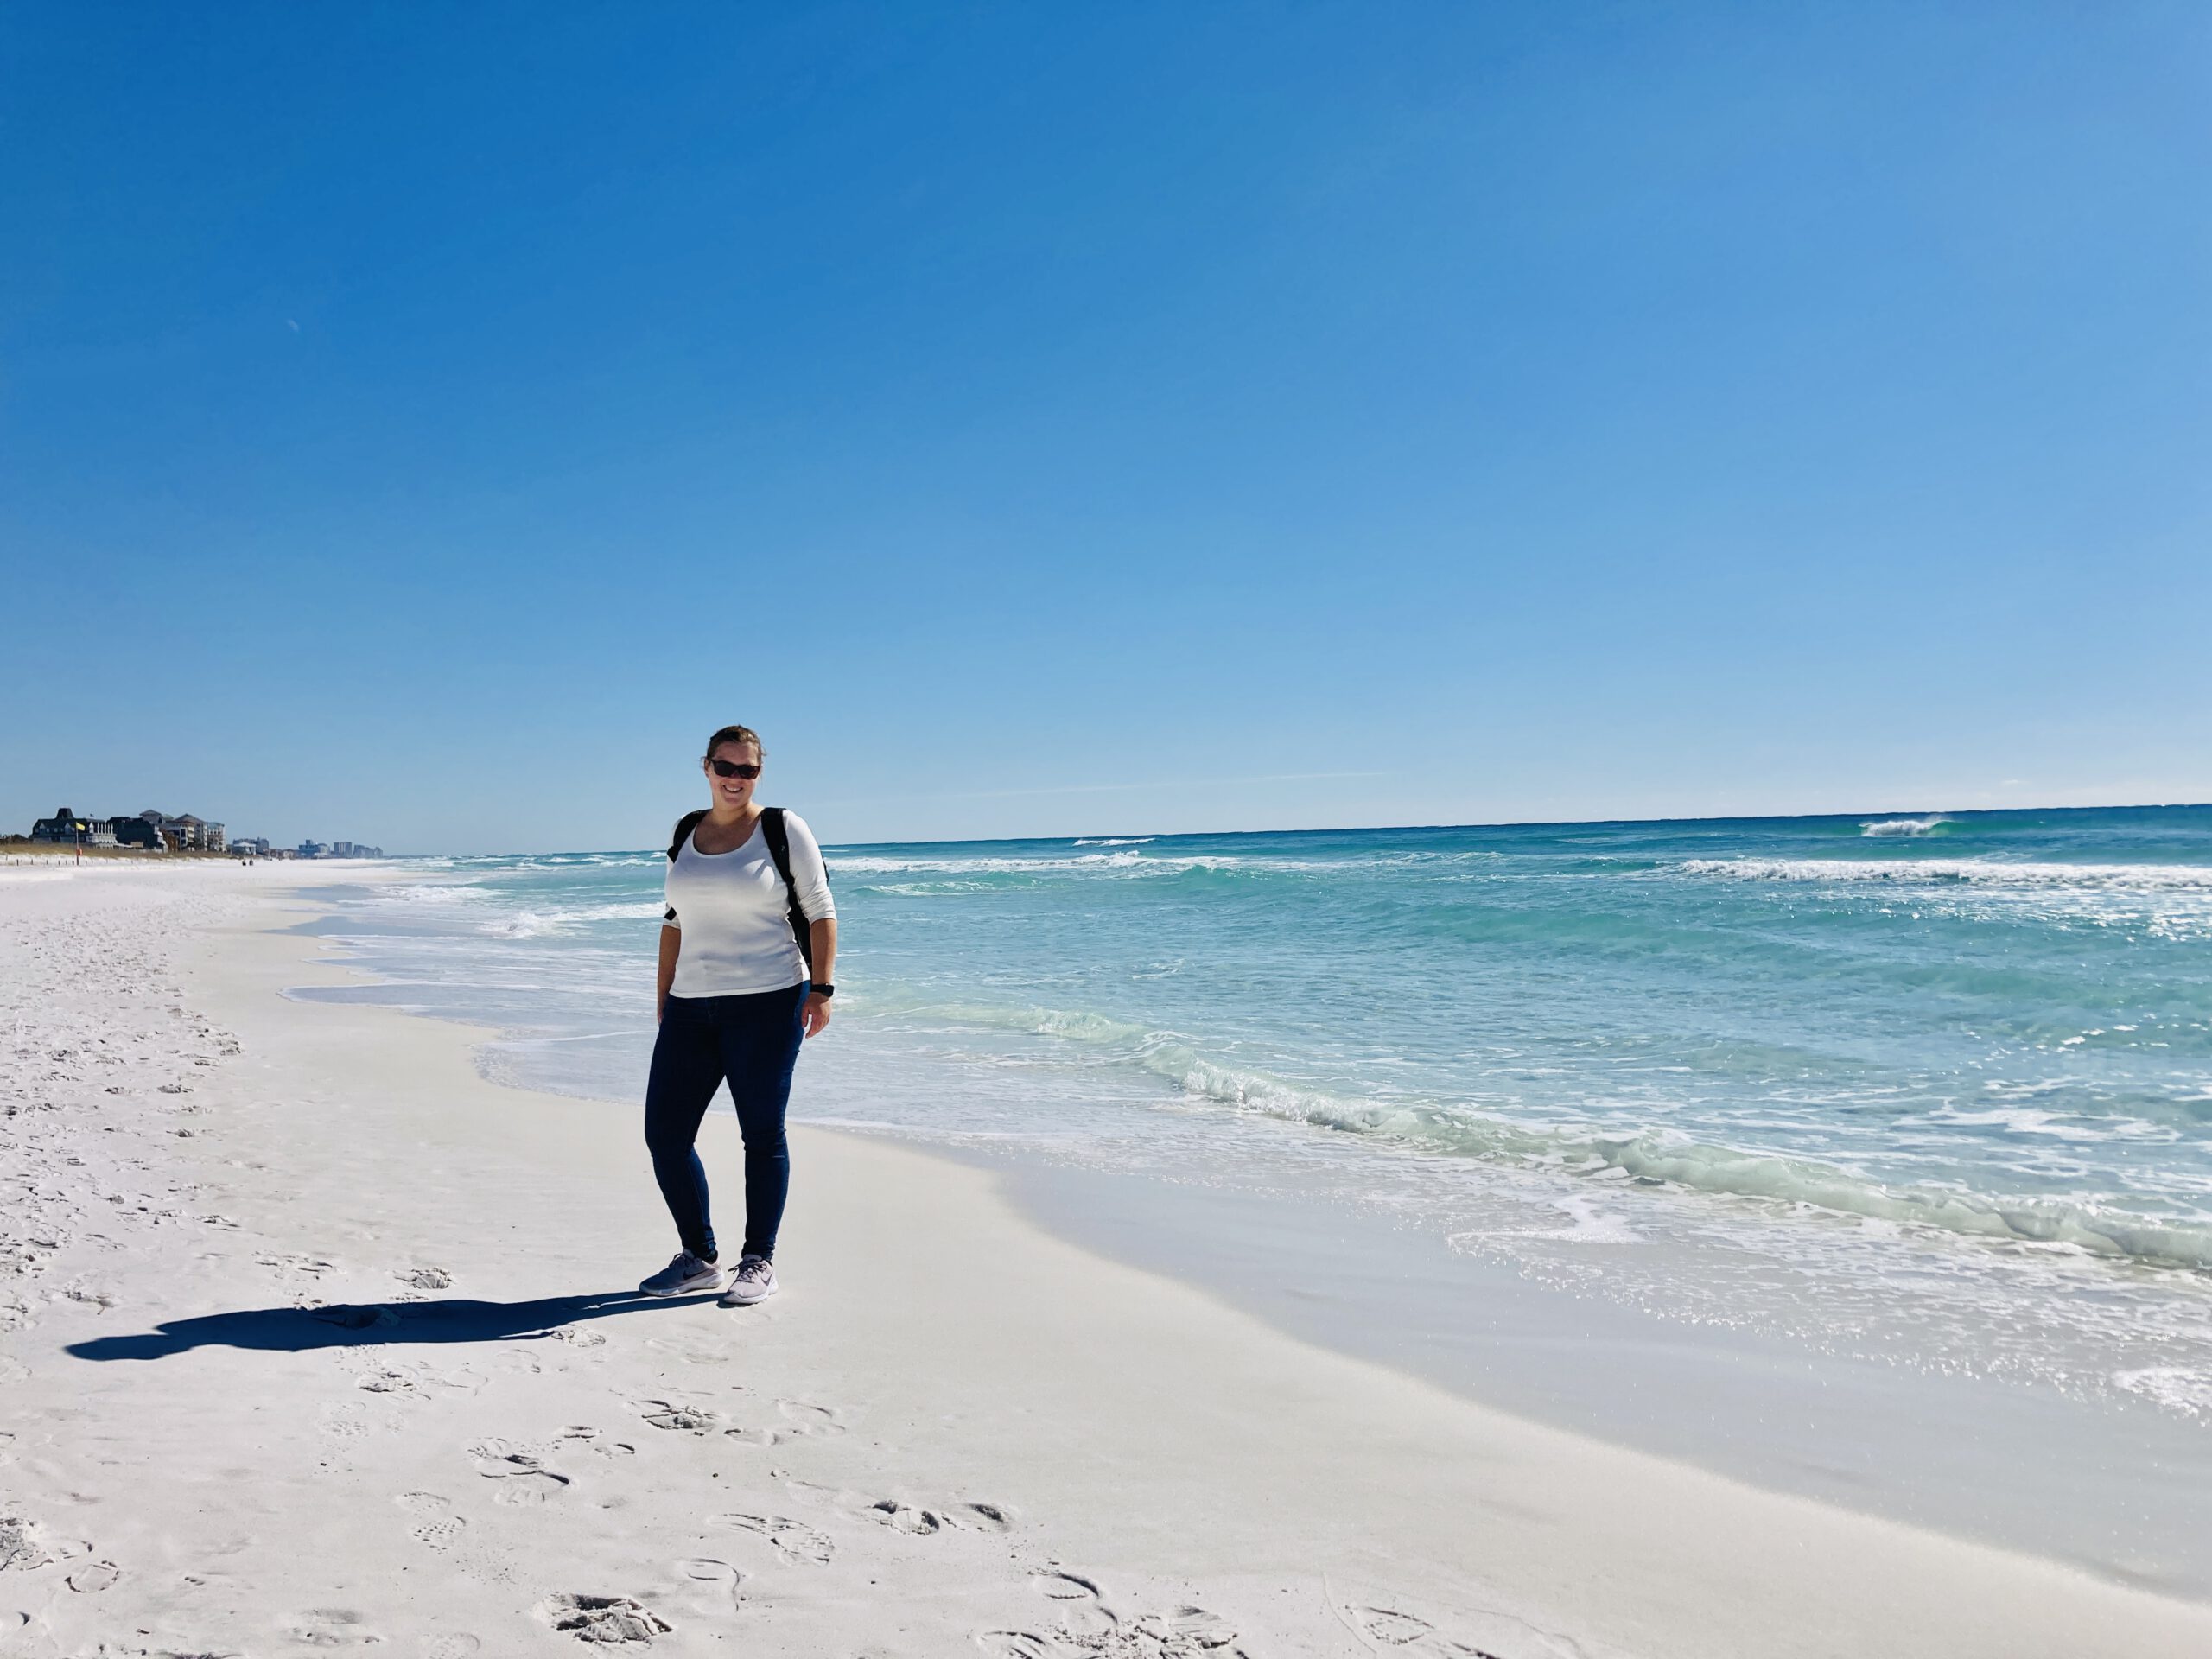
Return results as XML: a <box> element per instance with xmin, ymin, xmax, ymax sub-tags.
<box><xmin>810</xmin><ymin>982</ymin><xmax>835</xmax><ymax>999</ymax></box>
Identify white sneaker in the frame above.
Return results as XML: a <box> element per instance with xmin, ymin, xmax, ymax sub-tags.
<box><xmin>639</xmin><ymin>1250</ymin><xmax>722</xmax><ymax>1297</ymax></box>
<box><xmin>719</xmin><ymin>1255</ymin><xmax>778</xmax><ymax>1306</ymax></box>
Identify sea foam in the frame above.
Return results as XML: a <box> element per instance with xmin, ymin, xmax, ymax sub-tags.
<box><xmin>1861</xmin><ymin>816</ymin><xmax>1949</xmax><ymax>836</ymax></box>
<box><xmin>895</xmin><ymin>995</ymin><xmax>2212</xmax><ymax>1271</ymax></box>
<box><xmin>1676</xmin><ymin>856</ymin><xmax>2212</xmax><ymax>889</ymax></box>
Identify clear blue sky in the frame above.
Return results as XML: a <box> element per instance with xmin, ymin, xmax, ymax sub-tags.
<box><xmin>3</xmin><ymin>3</ymin><xmax>2206</xmax><ymax>853</ymax></box>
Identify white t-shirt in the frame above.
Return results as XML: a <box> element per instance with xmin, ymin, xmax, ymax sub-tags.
<box><xmin>663</xmin><ymin>811</ymin><xmax>836</xmax><ymax>997</ymax></box>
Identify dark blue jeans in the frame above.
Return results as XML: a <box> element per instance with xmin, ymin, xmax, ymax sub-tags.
<box><xmin>644</xmin><ymin>984</ymin><xmax>807</xmax><ymax>1262</ymax></box>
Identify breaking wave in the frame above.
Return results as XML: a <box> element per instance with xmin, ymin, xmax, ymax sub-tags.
<box><xmin>1676</xmin><ymin>857</ymin><xmax>2212</xmax><ymax>890</ymax></box>
<box><xmin>829</xmin><ymin>849</ymin><xmax>1236</xmax><ymax>877</ymax></box>
<box><xmin>483</xmin><ymin>901</ymin><xmax>667</xmax><ymax>938</ymax></box>
<box><xmin>908</xmin><ymin>998</ymin><xmax>2212</xmax><ymax>1273</ymax></box>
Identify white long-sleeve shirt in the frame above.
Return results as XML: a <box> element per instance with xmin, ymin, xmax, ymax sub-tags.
<box><xmin>663</xmin><ymin>810</ymin><xmax>836</xmax><ymax>997</ymax></box>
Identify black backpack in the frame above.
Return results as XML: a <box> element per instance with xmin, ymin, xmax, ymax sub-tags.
<box><xmin>664</xmin><ymin>806</ymin><xmax>817</xmax><ymax>977</ymax></box>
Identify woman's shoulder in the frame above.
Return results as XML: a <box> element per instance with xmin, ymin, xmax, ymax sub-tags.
<box><xmin>773</xmin><ymin>808</ymin><xmax>823</xmax><ymax>845</ymax></box>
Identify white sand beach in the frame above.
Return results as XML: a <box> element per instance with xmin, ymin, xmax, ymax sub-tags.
<box><xmin>4</xmin><ymin>861</ymin><xmax>2209</xmax><ymax>1658</ymax></box>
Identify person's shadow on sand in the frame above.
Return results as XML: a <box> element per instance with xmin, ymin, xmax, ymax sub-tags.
<box><xmin>66</xmin><ymin>1289</ymin><xmax>704</xmax><ymax>1362</ymax></box>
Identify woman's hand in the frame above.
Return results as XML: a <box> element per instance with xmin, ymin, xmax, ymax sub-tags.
<box><xmin>801</xmin><ymin>992</ymin><xmax>834</xmax><ymax>1038</ymax></box>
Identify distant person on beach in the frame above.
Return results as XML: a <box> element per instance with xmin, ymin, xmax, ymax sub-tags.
<box><xmin>639</xmin><ymin>723</ymin><xmax>837</xmax><ymax>1306</ymax></box>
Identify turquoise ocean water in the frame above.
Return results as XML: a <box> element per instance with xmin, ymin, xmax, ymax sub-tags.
<box><xmin>296</xmin><ymin>805</ymin><xmax>2212</xmax><ymax>1421</ymax></box>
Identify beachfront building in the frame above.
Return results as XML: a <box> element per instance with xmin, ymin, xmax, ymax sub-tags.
<box><xmin>168</xmin><ymin>814</ymin><xmax>225</xmax><ymax>852</ymax></box>
<box><xmin>232</xmin><ymin>836</ymin><xmax>272</xmax><ymax>857</ymax></box>
<box><xmin>137</xmin><ymin>810</ymin><xmax>226</xmax><ymax>852</ymax></box>
<box><xmin>297</xmin><ymin>839</ymin><xmax>327</xmax><ymax>859</ymax></box>
<box><xmin>29</xmin><ymin>809</ymin><xmax>119</xmax><ymax>848</ymax></box>
<box><xmin>21</xmin><ymin>808</ymin><xmax>243</xmax><ymax>853</ymax></box>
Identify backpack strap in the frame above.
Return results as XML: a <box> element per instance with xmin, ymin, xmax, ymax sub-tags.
<box><xmin>664</xmin><ymin>809</ymin><xmax>709</xmax><ymax>925</ymax></box>
<box><xmin>759</xmin><ymin>807</ymin><xmax>817</xmax><ymax>979</ymax></box>
<box><xmin>667</xmin><ymin>809</ymin><xmax>709</xmax><ymax>861</ymax></box>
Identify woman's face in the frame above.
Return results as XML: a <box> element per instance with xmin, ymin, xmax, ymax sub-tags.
<box><xmin>705</xmin><ymin>740</ymin><xmax>762</xmax><ymax>812</ymax></box>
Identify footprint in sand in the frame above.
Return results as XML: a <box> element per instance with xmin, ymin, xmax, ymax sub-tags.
<box><xmin>977</xmin><ymin>1637</ymin><xmax>1062</xmax><ymax>1658</ymax></box>
<box><xmin>423</xmin><ymin>1637</ymin><xmax>482</xmax><ymax>1658</ymax></box>
<box><xmin>775</xmin><ymin>1478</ymin><xmax>1009</xmax><ymax>1537</ymax></box>
<box><xmin>986</xmin><ymin>1583</ymin><xmax>1237</xmax><ymax>1656</ymax></box>
<box><xmin>1354</xmin><ymin>1607</ymin><xmax>1438</xmax><ymax>1646</ymax></box>
<box><xmin>477</xmin><ymin>1470</ymin><xmax>572</xmax><ymax>1508</ymax></box>
<box><xmin>1029</xmin><ymin>1571</ymin><xmax>1117</xmax><ymax>1638</ymax></box>
<box><xmin>773</xmin><ymin>1398</ymin><xmax>846</xmax><ymax>1438</ymax></box>
<box><xmin>416</xmin><ymin>1363</ymin><xmax>487</xmax><ymax>1395</ymax></box>
<box><xmin>558</xmin><ymin>1426</ymin><xmax>636</xmax><ymax>1459</ymax></box>
<box><xmin>1133</xmin><ymin>1606</ymin><xmax>1240</xmax><ymax>1651</ymax></box>
<box><xmin>644</xmin><ymin>1333</ymin><xmax>727</xmax><ymax>1367</ymax></box>
<box><xmin>638</xmin><ymin>1399</ymin><xmax>722</xmax><ymax>1433</ymax></box>
<box><xmin>715</xmin><ymin>1398</ymin><xmax>846</xmax><ymax>1447</ymax></box>
<box><xmin>397</xmin><ymin>1266</ymin><xmax>453</xmax><ymax>1290</ymax></box>
<box><xmin>544</xmin><ymin>1324</ymin><xmax>607</xmax><ymax>1347</ymax></box>
<box><xmin>286</xmin><ymin>1606</ymin><xmax>380</xmax><ymax>1646</ymax></box>
<box><xmin>675</xmin><ymin>1557</ymin><xmax>744</xmax><ymax>1613</ymax></box>
<box><xmin>537</xmin><ymin>1593</ymin><xmax>672</xmax><ymax>1644</ymax></box>
<box><xmin>1031</xmin><ymin>1571</ymin><xmax>1104</xmax><ymax>1602</ymax></box>
<box><xmin>411</xmin><ymin>1517</ymin><xmax>468</xmax><ymax>1553</ymax></box>
<box><xmin>869</xmin><ymin>1499</ymin><xmax>944</xmax><ymax>1535</ymax></box>
<box><xmin>65</xmin><ymin>1560</ymin><xmax>119</xmax><ymax>1593</ymax></box>
<box><xmin>707</xmin><ymin>1513</ymin><xmax>835</xmax><ymax>1566</ymax></box>
<box><xmin>1347</xmin><ymin>1604</ymin><xmax>1518</xmax><ymax>1658</ymax></box>
<box><xmin>257</xmin><ymin>1252</ymin><xmax>335</xmax><ymax>1277</ymax></box>
<box><xmin>467</xmin><ymin>1441</ymin><xmax>571</xmax><ymax>1506</ymax></box>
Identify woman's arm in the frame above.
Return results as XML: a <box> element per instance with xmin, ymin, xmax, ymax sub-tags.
<box><xmin>783</xmin><ymin>813</ymin><xmax>840</xmax><ymax>1039</ymax></box>
<box><xmin>802</xmin><ymin>918</ymin><xmax>838</xmax><ymax>1037</ymax></box>
<box><xmin>657</xmin><ymin>924</ymin><xmax>680</xmax><ymax>1022</ymax></box>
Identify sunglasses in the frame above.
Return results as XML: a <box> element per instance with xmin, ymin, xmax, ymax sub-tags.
<box><xmin>709</xmin><ymin>759</ymin><xmax>761</xmax><ymax>780</ymax></box>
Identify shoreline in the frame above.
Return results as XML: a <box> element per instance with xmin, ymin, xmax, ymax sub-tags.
<box><xmin>281</xmin><ymin>864</ymin><xmax>2212</xmax><ymax>1591</ymax></box>
<box><xmin>244</xmin><ymin>866</ymin><xmax>2212</xmax><ymax>1589</ymax></box>
<box><xmin>981</xmin><ymin>1152</ymin><xmax>2212</xmax><ymax>1594</ymax></box>
<box><xmin>3</xmin><ymin>862</ymin><xmax>2209</xmax><ymax>1656</ymax></box>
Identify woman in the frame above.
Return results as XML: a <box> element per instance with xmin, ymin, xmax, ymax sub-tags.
<box><xmin>639</xmin><ymin>723</ymin><xmax>836</xmax><ymax>1306</ymax></box>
